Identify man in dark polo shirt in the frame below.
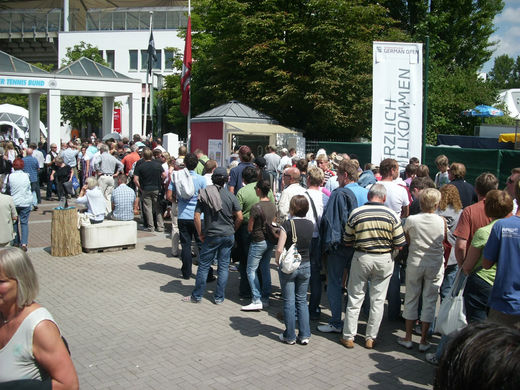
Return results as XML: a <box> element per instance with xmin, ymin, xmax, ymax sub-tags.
<box><xmin>133</xmin><ymin>148</ymin><xmax>166</xmax><ymax>232</ymax></box>
<box><xmin>449</xmin><ymin>162</ymin><xmax>477</xmax><ymax>208</ymax></box>
<box><xmin>340</xmin><ymin>183</ymin><xmax>406</xmax><ymax>349</ymax></box>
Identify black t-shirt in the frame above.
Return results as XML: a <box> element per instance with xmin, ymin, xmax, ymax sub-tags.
<box><xmin>250</xmin><ymin>200</ymin><xmax>277</xmax><ymax>242</ymax></box>
<box><xmin>282</xmin><ymin>218</ymin><xmax>314</xmax><ymax>262</ymax></box>
<box><xmin>133</xmin><ymin>160</ymin><xmax>163</xmax><ymax>191</ymax></box>
<box><xmin>0</xmin><ymin>158</ymin><xmax>12</xmax><ymax>175</ymax></box>
<box><xmin>54</xmin><ymin>164</ymin><xmax>71</xmax><ymax>183</ymax></box>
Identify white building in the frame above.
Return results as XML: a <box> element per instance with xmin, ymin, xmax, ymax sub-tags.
<box><xmin>0</xmin><ymin>1</ymin><xmax>189</xmax><ymax>139</ymax></box>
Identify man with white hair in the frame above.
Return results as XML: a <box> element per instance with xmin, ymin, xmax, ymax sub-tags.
<box><xmin>340</xmin><ymin>183</ymin><xmax>405</xmax><ymax>349</ymax></box>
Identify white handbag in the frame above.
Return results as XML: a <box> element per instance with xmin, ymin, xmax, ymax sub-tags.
<box><xmin>279</xmin><ymin>219</ymin><xmax>302</xmax><ymax>274</ymax></box>
<box><xmin>435</xmin><ymin>268</ymin><xmax>468</xmax><ymax>336</ymax></box>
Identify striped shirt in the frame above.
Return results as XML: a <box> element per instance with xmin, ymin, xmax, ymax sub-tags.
<box><xmin>344</xmin><ymin>202</ymin><xmax>405</xmax><ymax>253</ymax></box>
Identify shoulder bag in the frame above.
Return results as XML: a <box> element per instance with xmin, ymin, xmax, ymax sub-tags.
<box><xmin>256</xmin><ymin>203</ymin><xmax>280</xmax><ymax>244</ymax></box>
<box><xmin>4</xmin><ymin>174</ymin><xmax>11</xmax><ymax>195</ymax></box>
<box><xmin>279</xmin><ymin>219</ymin><xmax>302</xmax><ymax>274</ymax></box>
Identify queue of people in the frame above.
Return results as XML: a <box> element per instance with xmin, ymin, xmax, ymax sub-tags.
<box><xmin>1</xmin><ymin>135</ymin><xmax>520</xmax><ymax>387</ymax></box>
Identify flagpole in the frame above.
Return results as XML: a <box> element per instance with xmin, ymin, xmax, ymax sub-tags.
<box><xmin>149</xmin><ymin>12</ymin><xmax>155</xmax><ymax>138</ymax></box>
<box><xmin>142</xmin><ymin>11</ymin><xmax>153</xmax><ymax>138</ymax></box>
<box><xmin>186</xmin><ymin>0</ymin><xmax>191</xmax><ymax>151</ymax></box>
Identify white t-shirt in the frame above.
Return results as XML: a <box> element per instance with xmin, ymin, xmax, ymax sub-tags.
<box><xmin>379</xmin><ymin>180</ymin><xmax>410</xmax><ymax>216</ymax></box>
<box><xmin>404</xmin><ymin>213</ymin><xmax>446</xmax><ymax>268</ymax></box>
<box><xmin>304</xmin><ymin>188</ymin><xmax>324</xmax><ymax>237</ymax></box>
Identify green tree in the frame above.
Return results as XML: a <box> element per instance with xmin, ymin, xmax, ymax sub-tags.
<box><xmin>191</xmin><ymin>0</ymin><xmax>408</xmax><ymax>140</ymax></box>
<box><xmin>489</xmin><ymin>54</ymin><xmax>520</xmax><ymax>88</ymax></box>
<box><xmin>383</xmin><ymin>0</ymin><xmax>504</xmax><ymax>71</ymax></box>
<box><xmin>60</xmin><ymin>42</ymin><xmax>107</xmax><ymax>132</ymax></box>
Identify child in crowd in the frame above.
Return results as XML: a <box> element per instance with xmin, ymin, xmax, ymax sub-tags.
<box><xmin>434</xmin><ymin>155</ymin><xmax>450</xmax><ymax>188</ymax></box>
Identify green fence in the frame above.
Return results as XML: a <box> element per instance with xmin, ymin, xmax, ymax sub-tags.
<box><xmin>307</xmin><ymin>142</ymin><xmax>520</xmax><ymax>188</ymax></box>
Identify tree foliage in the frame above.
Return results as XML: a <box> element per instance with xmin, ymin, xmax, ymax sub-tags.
<box><xmin>489</xmin><ymin>54</ymin><xmax>520</xmax><ymax>89</ymax></box>
<box><xmin>60</xmin><ymin>42</ymin><xmax>107</xmax><ymax>131</ymax></box>
<box><xmin>191</xmin><ymin>0</ymin><xmax>408</xmax><ymax>140</ymax></box>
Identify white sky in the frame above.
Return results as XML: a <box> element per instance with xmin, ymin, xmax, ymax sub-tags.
<box><xmin>482</xmin><ymin>0</ymin><xmax>520</xmax><ymax>72</ymax></box>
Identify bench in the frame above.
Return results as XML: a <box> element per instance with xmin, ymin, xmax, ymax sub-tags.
<box><xmin>81</xmin><ymin>220</ymin><xmax>137</xmax><ymax>253</ymax></box>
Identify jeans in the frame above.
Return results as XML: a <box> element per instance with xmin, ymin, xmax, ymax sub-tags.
<box><xmin>279</xmin><ymin>261</ymin><xmax>311</xmax><ymax>341</ymax></box>
<box><xmin>343</xmin><ymin>251</ymin><xmax>394</xmax><ymax>340</ymax></box>
<box><xmin>387</xmin><ymin>261</ymin><xmax>403</xmax><ymax>320</ymax></box>
<box><xmin>246</xmin><ymin>240</ymin><xmax>274</xmax><ymax>303</ymax></box>
<box><xmin>326</xmin><ymin>245</ymin><xmax>354</xmax><ymax>328</ymax></box>
<box><xmin>463</xmin><ymin>273</ymin><xmax>492</xmax><ymax>323</ymax></box>
<box><xmin>178</xmin><ymin>219</ymin><xmax>201</xmax><ymax>278</ymax></box>
<box><xmin>440</xmin><ymin>264</ymin><xmax>458</xmax><ymax>301</ymax></box>
<box><xmin>31</xmin><ymin>181</ymin><xmax>40</xmax><ymax>205</ymax></box>
<box><xmin>235</xmin><ymin>223</ymin><xmax>252</xmax><ymax>296</ymax></box>
<box><xmin>192</xmin><ymin>234</ymin><xmax>234</xmax><ymax>302</ymax></box>
<box><xmin>14</xmin><ymin>206</ymin><xmax>31</xmax><ymax>246</ymax></box>
<box><xmin>308</xmin><ymin>237</ymin><xmax>322</xmax><ymax>315</ymax></box>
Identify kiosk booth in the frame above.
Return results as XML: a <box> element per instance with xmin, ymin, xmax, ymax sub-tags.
<box><xmin>190</xmin><ymin>100</ymin><xmax>304</xmax><ymax>167</ymax></box>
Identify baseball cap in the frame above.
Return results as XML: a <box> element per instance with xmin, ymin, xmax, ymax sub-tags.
<box><xmin>212</xmin><ymin>167</ymin><xmax>228</xmax><ymax>179</ymax></box>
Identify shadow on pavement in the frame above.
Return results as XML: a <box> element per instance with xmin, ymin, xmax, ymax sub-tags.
<box><xmin>138</xmin><ymin>261</ymin><xmax>179</xmax><ymax>277</ymax></box>
<box><xmin>368</xmin><ymin>352</ymin><xmax>435</xmax><ymax>389</ymax></box>
<box><xmin>229</xmin><ymin>316</ymin><xmax>282</xmax><ymax>341</ymax></box>
<box><xmin>143</xmin><ymin>244</ymin><xmax>171</xmax><ymax>255</ymax></box>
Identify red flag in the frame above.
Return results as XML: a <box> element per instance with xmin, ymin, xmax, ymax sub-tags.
<box><xmin>180</xmin><ymin>16</ymin><xmax>192</xmax><ymax>116</ymax></box>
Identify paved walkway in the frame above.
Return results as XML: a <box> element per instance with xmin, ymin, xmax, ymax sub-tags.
<box><xmin>25</xmin><ymin>198</ymin><xmax>436</xmax><ymax>389</ymax></box>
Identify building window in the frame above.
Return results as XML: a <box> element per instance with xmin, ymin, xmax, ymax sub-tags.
<box><xmin>164</xmin><ymin>49</ymin><xmax>174</xmax><ymax>69</ymax></box>
<box><xmin>141</xmin><ymin>49</ymin><xmax>161</xmax><ymax>72</ymax></box>
<box><xmin>106</xmin><ymin>50</ymin><xmax>115</xmax><ymax>69</ymax></box>
<box><xmin>129</xmin><ymin>50</ymin><xmax>138</xmax><ymax>70</ymax></box>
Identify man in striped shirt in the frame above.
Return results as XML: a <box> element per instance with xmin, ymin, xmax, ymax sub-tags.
<box><xmin>340</xmin><ymin>183</ymin><xmax>406</xmax><ymax>349</ymax></box>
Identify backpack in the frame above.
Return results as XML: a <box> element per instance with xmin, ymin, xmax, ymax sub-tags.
<box><xmin>174</xmin><ymin>168</ymin><xmax>195</xmax><ymax>200</ymax></box>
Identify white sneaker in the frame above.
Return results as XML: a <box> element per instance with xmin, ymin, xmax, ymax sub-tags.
<box><xmin>317</xmin><ymin>324</ymin><xmax>342</xmax><ymax>333</ymax></box>
<box><xmin>241</xmin><ymin>302</ymin><xmax>263</xmax><ymax>311</ymax></box>
<box><xmin>425</xmin><ymin>352</ymin><xmax>439</xmax><ymax>365</ymax></box>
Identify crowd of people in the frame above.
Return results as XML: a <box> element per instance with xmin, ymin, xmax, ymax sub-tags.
<box><xmin>1</xmin><ymin>133</ymin><xmax>520</xmax><ymax>386</ymax></box>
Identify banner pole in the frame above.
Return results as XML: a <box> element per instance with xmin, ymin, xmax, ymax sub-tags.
<box><xmin>422</xmin><ymin>36</ymin><xmax>430</xmax><ymax>163</ymax></box>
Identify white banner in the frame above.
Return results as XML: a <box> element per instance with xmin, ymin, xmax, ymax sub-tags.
<box><xmin>371</xmin><ymin>41</ymin><xmax>423</xmax><ymax>168</ymax></box>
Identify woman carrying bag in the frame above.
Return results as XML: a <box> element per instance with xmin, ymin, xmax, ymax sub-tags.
<box><xmin>275</xmin><ymin>195</ymin><xmax>313</xmax><ymax>345</ymax></box>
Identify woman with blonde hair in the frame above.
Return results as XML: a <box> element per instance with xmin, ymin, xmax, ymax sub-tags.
<box><xmin>0</xmin><ymin>247</ymin><xmax>79</xmax><ymax>389</ymax></box>
<box><xmin>398</xmin><ymin>188</ymin><xmax>447</xmax><ymax>352</ymax></box>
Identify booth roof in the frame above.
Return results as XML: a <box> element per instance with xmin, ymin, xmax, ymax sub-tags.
<box><xmin>0</xmin><ymin>51</ymin><xmax>49</xmax><ymax>74</ymax></box>
<box><xmin>193</xmin><ymin>100</ymin><xmax>277</xmax><ymax>124</ymax></box>
<box><xmin>224</xmin><ymin>121</ymin><xmax>298</xmax><ymax>135</ymax></box>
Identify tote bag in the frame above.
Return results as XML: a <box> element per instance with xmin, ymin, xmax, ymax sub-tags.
<box><xmin>279</xmin><ymin>219</ymin><xmax>302</xmax><ymax>274</ymax></box>
<box><xmin>435</xmin><ymin>268</ymin><xmax>468</xmax><ymax>336</ymax></box>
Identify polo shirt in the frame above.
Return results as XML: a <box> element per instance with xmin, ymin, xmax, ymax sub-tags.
<box><xmin>196</xmin><ymin>185</ymin><xmax>241</xmax><ymax>237</ymax></box>
<box><xmin>22</xmin><ymin>156</ymin><xmax>39</xmax><ymax>183</ymax></box>
<box><xmin>61</xmin><ymin>148</ymin><xmax>79</xmax><ymax>167</ymax></box>
<box><xmin>229</xmin><ymin>162</ymin><xmax>254</xmax><ymax>194</ymax></box>
<box><xmin>344</xmin><ymin>201</ymin><xmax>405</xmax><ymax>253</ymax></box>
<box><xmin>453</xmin><ymin>200</ymin><xmax>491</xmax><ymax>253</ymax></box>
<box><xmin>451</xmin><ymin>178</ymin><xmax>477</xmax><ymax>208</ymax></box>
<box><xmin>483</xmin><ymin>216</ymin><xmax>520</xmax><ymax>315</ymax></box>
<box><xmin>345</xmin><ymin>182</ymin><xmax>368</xmax><ymax>209</ymax></box>
<box><xmin>169</xmin><ymin>171</ymin><xmax>206</xmax><ymax>220</ymax></box>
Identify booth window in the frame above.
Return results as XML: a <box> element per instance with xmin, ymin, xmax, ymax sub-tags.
<box><xmin>129</xmin><ymin>50</ymin><xmax>138</xmax><ymax>70</ymax></box>
<box><xmin>164</xmin><ymin>49</ymin><xmax>174</xmax><ymax>70</ymax></box>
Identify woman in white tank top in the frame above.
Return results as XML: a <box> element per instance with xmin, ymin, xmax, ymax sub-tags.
<box><xmin>0</xmin><ymin>247</ymin><xmax>79</xmax><ymax>389</ymax></box>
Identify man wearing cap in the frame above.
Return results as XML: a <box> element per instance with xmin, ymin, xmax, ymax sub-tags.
<box><xmin>60</xmin><ymin>141</ymin><xmax>80</xmax><ymax>190</ymax></box>
<box><xmin>182</xmin><ymin>167</ymin><xmax>243</xmax><ymax>304</ymax></box>
<box><xmin>229</xmin><ymin>145</ymin><xmax>254</xmax><ymax>195</ymax></box>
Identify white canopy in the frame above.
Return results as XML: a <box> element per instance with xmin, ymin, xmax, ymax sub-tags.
<box><xmin>0</xmin><ymin>103</ymin><xmax>47</xmax><ymax>139</ymax></box>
